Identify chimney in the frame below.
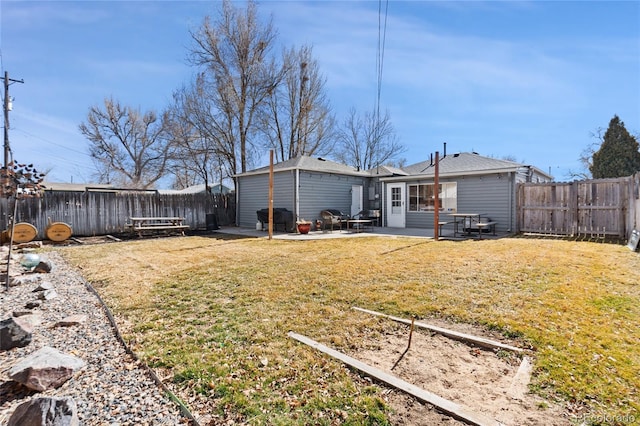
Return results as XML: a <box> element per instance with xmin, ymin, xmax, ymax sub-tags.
<box><xmin>430</xmin><ymin>153</ymin><xmax>433</xmax><ymax>166</ymax></box>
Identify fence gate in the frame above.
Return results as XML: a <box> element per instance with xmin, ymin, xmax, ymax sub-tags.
<box><xmin>517</xmin><ymin>175</ymin><xmax>638</xmax><ymax>239</ymax></box>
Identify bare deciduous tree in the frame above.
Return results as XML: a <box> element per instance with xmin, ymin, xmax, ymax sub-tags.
<box><xmin>335</xmin><ymin>107</ymin><xmax>405</xmax><ymax>171</ymax></box>
<box><xmin>260</xmin><ymin>45</ymin><xmax>335</xmax><ymax>162</ymax></box>
<box><xmin>570</xmin><ymin>136</ymin><xmax>600</xmax><ymax>181</ymax></box>
<box><xmin>188</xmin><ymin>0</ymin><xmax>282</xmax><ymax>175</ymax></box>
<box><xmin>79</xmin><ymin>97</ymin><xmax>173</xmax><ymax>188</ymax></box>
<box><xmin>167</xmin><ymin>84</ymin><xmax>226</xmax><ymax>191</ymax></box>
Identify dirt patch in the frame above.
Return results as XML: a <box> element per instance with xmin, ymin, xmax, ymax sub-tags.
<box><xmin>349</xmin><ymin>320</ymin><xmax>571</xmax><ymax>426</ymax></box>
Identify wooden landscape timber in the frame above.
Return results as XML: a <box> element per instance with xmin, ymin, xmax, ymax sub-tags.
<box><xmin>352</xmin><ymin>307</ymin><xmax>524</xmax><ymax>353</ymax></box>
<box><xmin>288</xmin><ymin>332</ymin><xmax>505</xmax><ymax>426</ymax></box>
<box><xmin>506</xmin><ymin>357</ymin><xmax>533</xmax><ymax>401</ymax></box>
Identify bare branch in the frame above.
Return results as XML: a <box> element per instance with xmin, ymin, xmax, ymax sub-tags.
<box><xmin>335</xmin><ymin>107</ymin><xmax>405</xmax><ymax>170</ymax></box>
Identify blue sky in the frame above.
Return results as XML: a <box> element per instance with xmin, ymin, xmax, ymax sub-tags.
<box><xmin>1</xmin><ymin>1</ymin><xmax>638</xmax><ymax>186</ymax></box>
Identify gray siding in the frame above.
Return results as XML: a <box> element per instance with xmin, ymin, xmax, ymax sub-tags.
<box><xmin>404</xmin><ymin>173</ymin><xmax>516</xmax><ymax>232</ymax></box>
<box><xmin>298</xmin><ymin>171</ymin><xmax>367</xmax><ymax>222</ymax></box>
<box><xmin>238</xmin><ymin>170</ymin><xmax>368</xmax><ymax>228</ymax></box>
<box><xmin>237</xmin><ymin>171</ymin><xmax>295</xmax><ymax>228</ymax></box>
<box><xmin>456</xmin><ymin>174</ymin><xmax>515</xmax><ymax>232</ymax></box>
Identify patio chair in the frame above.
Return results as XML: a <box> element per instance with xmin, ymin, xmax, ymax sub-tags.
<box><xmin>320</xmin><ymin>209</ymin><xmax>349</xmax><ymax>232</ymax></box>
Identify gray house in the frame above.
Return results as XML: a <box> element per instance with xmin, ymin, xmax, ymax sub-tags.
<box><xmin>235</xmin><ymin>152</ymin><xmax>552</xmax><ymax>232</ymax></box>
<box><xmin>380</xmin><ymin>152</ymin><xmax>551</xmax><ymax>233</ymax></box>
<box><xmin>235</xmin><ymin>156</ymin><xmax>384</xmax><ymax>229</ymax></box>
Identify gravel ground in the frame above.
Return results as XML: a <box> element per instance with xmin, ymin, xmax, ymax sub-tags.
<box><xmin>0</xmin><ymin>249</ymin><xmax>193</xmax><ymax>425</ymax></box>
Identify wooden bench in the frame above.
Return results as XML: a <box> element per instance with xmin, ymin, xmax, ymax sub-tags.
<box><xmin>125</xmin><ymin>217</ymin><xmax>189</xmax><ymax>238</ymax></box>
<box><xmin>474</xmin><ymin>221</ymin><xmax>497</xmax><ymax>239</ymax></box>
<box><xmin>438</xmin><ymin>221</ymin><xmax>453</xmax><ymax>236</ymax></box>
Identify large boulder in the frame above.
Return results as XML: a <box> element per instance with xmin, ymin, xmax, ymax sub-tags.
<box><xmin>8</xmin><ymin>346</ymin><xmax>85</xmax><ymax>391</ymax></box>
<box><xmin>0</xmin><ymin>316</ymin><xmax>33</xmax><ymax>350</ymax></box>
<box><xmin>7</xmin><ymin>396</ymin><xmax>79</xmax><ymax>426</ymax></box>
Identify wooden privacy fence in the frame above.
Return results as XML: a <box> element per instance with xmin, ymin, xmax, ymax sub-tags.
<box><xmin>517</xmin><ymin>173</ymin><xmax>640</xmax><ymax>239</ymax></box>
<box><xmin>0</xmin><ymin>191</ymin><xmax>236</xmax><ymax>240</ymax></box>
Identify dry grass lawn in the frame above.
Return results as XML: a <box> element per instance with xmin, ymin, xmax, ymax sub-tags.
<box><xmin>56</xmin><ymin>234</ymin><xmax>639</xmax><ymax>425</ymax></box>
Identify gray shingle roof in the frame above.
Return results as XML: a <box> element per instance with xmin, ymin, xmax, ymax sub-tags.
<box><xmin>238</xmin><ymin>152</ymin><xmax>551</xmax><ymax>180</ymax></box>
<box><xmin>366</xmin><ymin>164</ymin><xmax>408</xmax><ymax>177</ymax></box>
<box><xmin>402</xmin><ymin>152</ymin><xmax>528</xmax><ymax>176</ymax></box>
<box><xmin>237</xmin><ymin>156</ymin><xmax>368</xmax><ymax>177</ymax></box>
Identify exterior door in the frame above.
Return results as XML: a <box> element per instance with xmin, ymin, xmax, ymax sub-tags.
<box><xmin>386</xmin><ymin>183</ymin><xmax>405</xmax><ymax>227</ymax></box>
<box><xmin>351</xmin><ymin>185</ymin><xmax>363</xmax><ymax>217</ymax></box>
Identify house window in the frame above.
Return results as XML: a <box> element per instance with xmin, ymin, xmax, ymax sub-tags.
<box><xmin>408</xmin><ymin>183</ymin><xmax>457</xmax><ymax>212</ymax></box>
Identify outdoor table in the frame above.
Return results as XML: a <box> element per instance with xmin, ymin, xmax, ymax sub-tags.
<box><xmin>346</xmin><ymin>219</ymin><xmax>373</xmax><ymax>233</ymax></box>
<box><xmin>447</xmin><ymin>213</ymin><xmax>485</xmax><ymax>237</ymax></box>
<box><xmin>126</xmin><ymin>217</ymin><xmax>189</xmax><ymax>237</ymax></box>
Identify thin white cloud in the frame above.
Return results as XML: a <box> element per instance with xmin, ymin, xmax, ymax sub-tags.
<box><xmin>13</xmin><ymin>107</ymin><xmax>81</xmax><ymax>138</ymax></box>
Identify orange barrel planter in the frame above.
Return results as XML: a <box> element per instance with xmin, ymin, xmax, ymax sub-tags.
<box><xmin>46</xmin><ymin>222</ymin><xmax>73</xmax><ymax>242</ymax></box>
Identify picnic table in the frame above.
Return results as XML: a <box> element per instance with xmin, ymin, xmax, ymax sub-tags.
<box><xmin>447</xmin><ymin>213</ymin><xmax>497</xmax><ymax>239</ymax></box>
<box><xmin>125</xmin><ymin>217</ymin><xmax>189</xmax><ymax>237</ymax></box>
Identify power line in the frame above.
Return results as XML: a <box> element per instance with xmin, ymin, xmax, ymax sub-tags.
<box><xmin>13</xmin><ymin>127</ymin><xmax>92</xmax><ymax>157</ymax></box>
<box><xmin>376</xmin><ymin>0</ymin><xmax>389</xmax><ymax>122</ymax></box>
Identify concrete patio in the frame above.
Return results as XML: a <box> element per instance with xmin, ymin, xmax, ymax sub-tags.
<box><xmin>211</xmin><ymin>226</ymin><xmax>507</xmax><ymax>241</ymax></box>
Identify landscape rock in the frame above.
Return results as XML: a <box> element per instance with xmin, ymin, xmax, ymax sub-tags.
<box><xmin>0</xmin><ymin>317</ymin><xmax>33</xmax><ymax>350</ymax></box>
<box><xmin>20</xmin><ymin>311</ymin><xmax>42</xmax><ymax>329</ymax></box>
<box><xmin>55</xmin><ymin>315</ymin><xmax>87</xmax><ymax>327</ymax></box>
<box><xmin>9</xmin><ymin>275</ymin><xmax>41</xmax><ymax>287</ymax></box>
<box><xmin>14</xmin><ymin>312</ymin><xmax>43</xmax><ymax>328</ymax></box>
<box><xmin>7</xmin><ymin>396</ymin><xmax>79</xmax><ymax>426</ymax></box>
<box><xmin>25</xmin><ymin>301</ymin><xmax>42</xmax><ymax>309</ymax></box>
<box><xmin>34</xmin><ymin>261</ymin><xmax>53</xmax><ymax>274</ymax></box>
<box><xmin>13</xmin><ymin>310</ymin><xmax>35</xmax><ymax>317</ymax></box>
<box><xmin>8</xmin><ymin>346</ymin><xmax>85</xmax><ymax>391</ymax></box>
<box><xmin>38</xmin><ymin>289</ymin><xmax>58</xmax><ymax>301</ymax></box>
<box><xmin>32</xmin><ymin>281</ymin><xmax>55</xmax><ymax>292</ymax></box>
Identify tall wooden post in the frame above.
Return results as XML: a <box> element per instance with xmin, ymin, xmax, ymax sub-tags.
<box><xmin>434</xmin><ymin>151</ymin><xmax>440</xmax><ymax>240</ymax></box>
<box><xmin>3</xmin><ymin>71</ymin><xmax>9</xmax><ymax>170</ymax></box>
<box><xmin>268</xmin><ymin>150</ymin><xmax>274</xmax><ymax>240</ymax></box>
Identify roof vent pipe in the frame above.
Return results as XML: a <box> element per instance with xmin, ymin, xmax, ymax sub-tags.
<box><xmin>443</xmin><ymin>142</ymin><xmax>447</xmax><ymax>158</ymax></box>
<box><xmin>430</xmin><ymin>153</ymin><xmax>433</xmax><ymax>166</ymax></box>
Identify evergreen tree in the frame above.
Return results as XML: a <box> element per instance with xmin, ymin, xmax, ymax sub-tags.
<box><xmin>590</xmin><ymin>115</ymin><xmax>640</xmax><ymax>178</ymax></box>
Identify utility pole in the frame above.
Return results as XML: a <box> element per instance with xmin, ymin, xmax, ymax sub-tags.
<box><xmin>2</xmin><ymin>71</ymin><xmax>25</xmax><ymax>170</ymax></box>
